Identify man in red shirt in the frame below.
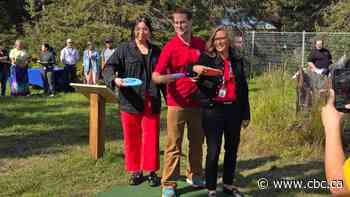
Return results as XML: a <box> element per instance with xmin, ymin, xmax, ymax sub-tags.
<box><xmin>152</xmin><ymin>8</ymin><xmax>205</xmax><ymax>197</ymax></box>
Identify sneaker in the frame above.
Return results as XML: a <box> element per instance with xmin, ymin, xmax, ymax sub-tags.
<box><xmin>208</xmin><ymin>190</ymin><xmax>216</xmax><ymax>197</ymax></box>
<box><xmin>128</xmin><ymin>172</ymin><xmax>143</xmax><ymax>186</ymax></box>
<box><xmin>223</xmin><ymin>186</ymin><xmax>244</xmax><ymax>197</ymax></box>
<box><xmin>186</xmin><ymin>177</ymin><xmax>205</xmax><ymax>188</ymax></box>
<box><xmin>49</xmin><ymin>94</ymin><xmax>55</xmax><ymax>97</ymax></box>
<box><xmin>162</xmin><ymin>186</ymin><xmax>177</xmax><ymax>197</ymax></box>
<box><xmin>148</xmin><ymin>172</ymin><xmax>160</xmax><ymax>187</ymax></box>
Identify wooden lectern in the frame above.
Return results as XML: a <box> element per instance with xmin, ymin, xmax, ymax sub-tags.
<box><xmin>70</xmin><ymin>83</ymin><xmax>118</xmax><ymax>159</ymax></box>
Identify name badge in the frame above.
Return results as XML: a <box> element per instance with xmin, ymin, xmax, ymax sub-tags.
<box><xmin>218</xmin><ymin>86</ymin><xmax>227</xmax><ymax>97</ymax></box>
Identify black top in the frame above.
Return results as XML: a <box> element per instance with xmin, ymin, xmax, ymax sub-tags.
<box><xmin>39</xmin><ymin>51</ymin><xmax>56</xmax><ymax>68</ymax></box>
<box><xmin>102</xmin><ymin>40</ymin><xmax>162</xmax><ymax>114</ymax></box>
<box><xmin>308</xmin><ymin>48</ymin><xmax>332</xmax><ymax>70</ymax></box>
<box><xmin>188</xmin><ymin>48</ymin><xmax>250</xmax><ymax>121</ymax></box>
<box><xmin>0</xmin><ymin>50</ymin><xmax>10</xmax><ymax>73</ymax></box>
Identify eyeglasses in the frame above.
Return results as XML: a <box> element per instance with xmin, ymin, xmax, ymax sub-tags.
<box><xmin>214</xmin><ymin>37</ymin><xmax>228</xmax><ymax>42</ymax></box>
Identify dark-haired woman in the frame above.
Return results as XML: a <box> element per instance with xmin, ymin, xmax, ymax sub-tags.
<box><xmin>103</xmin><ymin>17</ymin><xmax>162</xmax><ymax>187</ymax></box>
<box><xmin>189</xmin><ymin>26</ymin><xmax>250</xmax><ymax>197</ymax></box>
<box><xmin>39</xmin><ymin>43</ymin><xmax>56</xmax><ymax>96</ymax></box>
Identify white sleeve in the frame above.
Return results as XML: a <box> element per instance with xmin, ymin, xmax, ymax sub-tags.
<box><xmin>9</xmin><ymin>49</ymin><xmax>15</xmax><ymax>59</ymax></box>
<box><xmin>60</xmin><ymin>48</ymin><xmax>65</xmax><ymax>64</ymax></box>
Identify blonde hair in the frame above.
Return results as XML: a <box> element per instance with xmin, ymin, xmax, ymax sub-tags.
<box><xmin>206</xmin><ymin>26</ymin><xmax>233</xmax><ymax>56</ymax></box>
<box><xmin>15</xmin><ymin>40</ymin><xmax>24</xmax><ymax>48</ymax></box>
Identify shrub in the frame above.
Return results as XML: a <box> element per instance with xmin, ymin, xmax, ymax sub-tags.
<box><xmin>241</xmin><ymin>68</ymin><xmax>324</xmax><ymax>159</ymax></box>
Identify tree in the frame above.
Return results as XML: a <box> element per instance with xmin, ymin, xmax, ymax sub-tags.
<box><xmin>0</xmin><ymin>0</ymin><xmax>341</xmax><ymax>51</ymax></box>
<box><xmin>0</xmin><ymin>0</ymin><xmax>30</xmax><ymax>47</ymax></box>
<box><xmin>22</xmin><ymin>0</ymin><xmax>150</xmax><ymax>52</ymax></box>
<box><xmin>205</xmin><ymin>0</ymin><xmax>335</xmax><ymax>31</ymax></box>
<box><xmin>323</xmin><ymin>0</ymin><xmax>350</xmax><ymax>32</ymax></box>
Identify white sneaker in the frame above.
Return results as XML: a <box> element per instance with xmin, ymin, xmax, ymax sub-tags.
<box><xmin>208</xmin><ymin>190</ymin><xmax>216</xmax><ymax>197</ymax></box>
<box><xmin>186</xmin><ymin>178</ymin><xmax>205</xmax><ymax>188</ymax></box>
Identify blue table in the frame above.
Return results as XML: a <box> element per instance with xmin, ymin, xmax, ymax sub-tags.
<box><xmin>28</xmin><ymin>67</ymin><xmax>66</xmax><ymax>91</ymax></box>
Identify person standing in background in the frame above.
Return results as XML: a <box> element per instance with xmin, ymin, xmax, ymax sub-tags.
<box><xmin>101</xmin><ymin>37</ymin><xmax>115</xmax><ymax>72</ymax></box>
<box><xmin>308</xmin><ymin>39</ymin><xmax>332</xmax><ymax>76</ymax></box>
<box><xmin>39</xmin><ymin>43</ymin><xmax>56</xmax><ymax>96</ymax></box>
<box><xmin>60</xmin><ymin>38</ymin><xmax>79</xmax><ymax>92</ymax></box>
<box><xmin>233</xmin><ymin>34</ymin><xmax>244</xmax><ymax>50</ymax></box>
<box><xmin>0</xmin><ymin>47</ymin><xmax>10</xmax><ymax>96</ymax></box>
<box><xmin>9</xmin><ymin>40</ymin><xmax>30</xmax><ymax>96</ymax></box>
<box><xmin>233</xmin><ymin>32</ymin><xmax>251</xmax><ymax>78</ymax></box>
<box><xmin>83</xmin><ymin>41</ymin><xmax>100</xmax><ymax>84</ymax></box>
<box><xmin>307</xmin><ymin>39</ymin><xmax>332</xmax><ymax>93</ymax></box>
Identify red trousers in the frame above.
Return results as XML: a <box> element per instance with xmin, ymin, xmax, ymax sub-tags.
<box><xmin>120</xmin><ymin>96</ymin><xmax>160</xmax><ymax>172</ymax></box>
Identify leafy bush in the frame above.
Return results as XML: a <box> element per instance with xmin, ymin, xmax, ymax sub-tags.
<box><xmin>241</xmin><ymin>68</ymin><xmax>324</xmax><ymax>159</ymax></box>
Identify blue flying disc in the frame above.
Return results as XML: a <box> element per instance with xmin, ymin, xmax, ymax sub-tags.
<box><xmin>169</xmin><ymin>73</ymin><xmax>186</xmax><ymax>79</ymax></box>
<box><xmin>122</xmin><ymin>78</ymin><xmax>142</xmax><ymax>86</ymax></box>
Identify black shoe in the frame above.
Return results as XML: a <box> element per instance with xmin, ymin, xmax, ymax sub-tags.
<box><xmin>128</xmin><ymin>172</ymin><xmax>143</xmax><ymax>186</ymax></box>
<box><xmin>223</xmin><ymin>186</ymin><xmax>244</xmax><ymax>197</ymax></box>
<box><xmin>148</xmin><ymin>172</ymin><xmax>160</xmax><ymax>187</ymax></box>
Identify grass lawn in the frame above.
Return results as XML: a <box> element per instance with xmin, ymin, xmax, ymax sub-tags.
<box><xmin>0</xmin><ymin>70</ymin><xmax>331</xmax><ymax>197</ymax></box>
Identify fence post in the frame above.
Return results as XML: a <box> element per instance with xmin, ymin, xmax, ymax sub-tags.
<box><xmin>251</xmin><ymin>31</ymin><xmax>255</xmax><ymax>57</ymax></box>
<box><xmin>301</xmin><ymin>31</ymin><xmax>306</xmax><ymax>68</ymax></box>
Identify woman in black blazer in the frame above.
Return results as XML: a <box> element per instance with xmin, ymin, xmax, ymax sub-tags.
<box><xmin>188</xmin><ymin>26</ymin><xmax>250</xmax><ymax>197</ymax></box>
<box><xmin>103</xmin><ymin>16</ymin><xmax>162</xmax><ymax>187</ymax></box>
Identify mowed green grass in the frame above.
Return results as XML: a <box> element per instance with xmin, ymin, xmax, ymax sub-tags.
<box><xmin>0</xmin><ymin>71</ymin><xmax>330</xmax><ymax>197</ymax></box>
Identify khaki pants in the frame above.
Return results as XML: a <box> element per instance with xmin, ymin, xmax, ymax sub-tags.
<box><xmin>161</xmin><ymin>106</ymin><xmax>204</xmax><ymax>184</ymax></box>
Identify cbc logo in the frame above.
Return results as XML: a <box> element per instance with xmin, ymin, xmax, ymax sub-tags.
<box><xmin>257</xmin><ymin>178</ymin><xmax>269</xmax><ymax>190</ymax></box>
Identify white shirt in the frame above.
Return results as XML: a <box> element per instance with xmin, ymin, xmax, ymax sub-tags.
<box><xmin>101</xmin><ymin>48</ymin><xmax>115</xmax><ymax>63</ymax></box>
<box><xmin>9</xmin><ymin>48</ymin><xmax>29</xmax><ymax>66</ymax></box>
<box><xmin>60</xmin><ymin>47</ymin><xmax>79</xmax><ymax>65</ymax></box>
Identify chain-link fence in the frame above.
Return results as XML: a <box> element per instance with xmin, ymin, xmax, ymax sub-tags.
<box><xmin>242</xmin><ymin>31</ymin><xmax>350</xmax><ymax>74</ymax></box>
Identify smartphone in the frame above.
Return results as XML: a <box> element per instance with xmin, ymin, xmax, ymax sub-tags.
<box><xmin>333</xmin><ymin>68</ymin><xmax>350</xmax><ymax>113</ymax></box>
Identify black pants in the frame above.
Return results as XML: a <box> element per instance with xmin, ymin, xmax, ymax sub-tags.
<box><xmin>202</xmin><ymin>103</ymin><xmax>242</xmax><ymax>190</ymax></box>
<box><xmin>64</xmin><ymin>64</ymin><xmax>76</xmax><ymax>92</ymax></box>
<box><xmin>1</xmin><ymin>69</ymin><xmax>8</xmax><ymax>96</ymax></box>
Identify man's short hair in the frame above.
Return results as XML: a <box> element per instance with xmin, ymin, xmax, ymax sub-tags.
<box><xmin>172</xmin><ymin>7</ymin><xmax>192</xmax><ymax>20</ymax></box>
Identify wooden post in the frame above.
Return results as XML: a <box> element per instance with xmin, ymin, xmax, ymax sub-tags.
<box><xmin>70</xmin><ymin>83</ymin><xmax>117</xmax><ymax>160</ymax></box>
<box><xmin>89</xmin><ymin>93</ymin><xmax>105</xmax><ymax>159</ymax></box>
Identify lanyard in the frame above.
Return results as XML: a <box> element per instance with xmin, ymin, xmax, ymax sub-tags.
<box><xmin>223</xmin><ymin>59</ymin><xmax>233</xmax><ymax>82</ymax></box>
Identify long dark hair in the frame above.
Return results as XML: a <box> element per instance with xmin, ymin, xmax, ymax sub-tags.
<box><xmin>43</xmin><ymin>43</ymin><xmax>50</xmax><ymax>50</ymax></box>
<box><xmin>130</xmin><ymin>16</ymin><xmax>153</xmax><ymax>40</ymax></box>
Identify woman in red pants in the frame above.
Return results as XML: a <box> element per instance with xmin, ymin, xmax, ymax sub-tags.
<box><xmin>102</xmin><ymin>16</ymin><xmax>162</xmax><ymax>187</ymax></box>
